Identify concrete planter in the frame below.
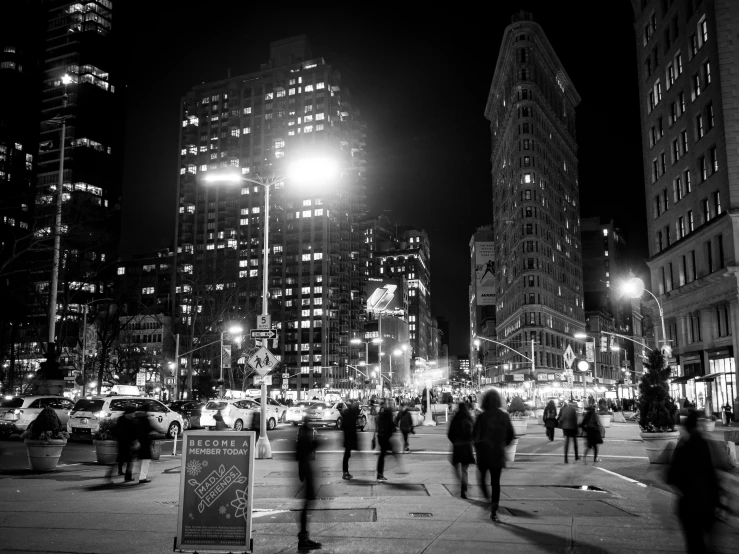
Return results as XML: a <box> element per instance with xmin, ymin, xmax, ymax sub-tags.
<box><xmin>93</xmin><ymin>440</ymin><xmax>118</xmax><ymax>465</ymax></box>
<box><xmin>698</xmin><ymin>419</ymin><xmax>716</xmax><ymax>433</ymax></box>
<box><xmin>641</xmin><ymin>431</ymin><xmax>679</xmax><ymax>464</ymax></box>
<box><xmin>25</xmin><ymin>439</ymin><xmax>66</xmax><ymax>472</ymax></box>
<box><xmin>510</xmin><ymin>418</ymin><xmax>528</xmax><ymax>436</ymax></box>
<box><xmin>534</xmin><ymin>409</ymin><xmax>545</xmax><ymax>425</ymax></box>
<box><xmin>150</xmin><ymin>439</ymin><xmax>162</xmax><ymax>461</ymax></box>
<box><xmin>504</xmin><ymin>438</ymin><xmax>519</xmax><ymax>463</ymax></box>
<box><xmin>600</xmin><ymin>414</ymin><xmax>612</xmax><ymax>428</ymax></box>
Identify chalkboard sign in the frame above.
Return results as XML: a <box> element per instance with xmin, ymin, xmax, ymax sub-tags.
<box><xmin>175</xmin><ymin>431</ymin><xmax>255</xmax><ymax>553</ymax></box>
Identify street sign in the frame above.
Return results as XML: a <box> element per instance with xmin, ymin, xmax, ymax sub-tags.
<box><xmin>136</xmin><ymin>373</ymin><xmax>146</xmax><ymax>386</ymax></box>
<box><xmin>253</xmin><ymin>375</ymin><xmax>272</xmax><ymax>386</ymax></box>
<box><xmin>281</xmin><ymin>373</ymin><xmax>289</xmax><ymax>379</ymax></box>
<box><xmin>563</xmin><ymin>345</ymin><xmax>575</xmax><ymax>369</ymax></box>
<box><xmin>281</xmin><ymin>383</ymin><xmax>288</xmax><ymax>390</ymax></box>
<box><xmin>257</xmin><ymin>315</ymin><xmax>271</xmax><ymax>330</ymax></box>
<box><xmin>249</xmin><ymin>329</ymin><xmax>277</xmax><ymax>340</ymax></box>
<box><xmin>247</xmin><ymin>347</ymin><xmax>278</xmax><ymax>376</ymax></box>
<box><xmin>176</xmin><ymin>431</ymin><xmax>255</xmax><ymax>553</ymax></box>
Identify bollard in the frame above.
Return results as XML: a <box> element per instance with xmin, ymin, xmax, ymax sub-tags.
<box><xmin>173</xmin><ymin>427</ymin><xmax>178</xmax><ymax>456</ymax></box>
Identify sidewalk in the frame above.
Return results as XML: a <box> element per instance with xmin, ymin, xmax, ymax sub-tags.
<box><xmin>1</xmin><ymin>451</ymin><xmax>737</xmax><ymax>553</ymax></box>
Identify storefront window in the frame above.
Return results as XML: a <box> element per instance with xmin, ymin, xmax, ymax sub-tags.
<box><xmin>709</xmin><ymin>357</ymin><xmax>736</xmax><ymax>410</ymax></box>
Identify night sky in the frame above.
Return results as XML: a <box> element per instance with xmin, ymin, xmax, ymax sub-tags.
<box><xmin>118</xmin><ymin>2</ymin><xmax>647</xmax><ymax>355</ymax></box>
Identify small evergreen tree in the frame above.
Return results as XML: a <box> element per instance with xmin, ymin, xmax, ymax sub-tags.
<box><xmin>507</xmin><ymin>396</ymin><xmax>527</xmax><ymax>418</ymax></box>
<box><xmin>637</xmin><ymin>349</ymin><xmax>677</xmax><ymax>432</ymax></box>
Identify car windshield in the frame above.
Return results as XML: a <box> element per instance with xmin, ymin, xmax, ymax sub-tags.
<box><xmin>0</xmin><ymin>397</ymin><xmax>23</xmax><ymax>408</ymax></box>
<box><xmin>311</xmin><ymin>402</ymin><xmax>329</xmax><ymax>409</ymax></box>
<box><xmin>71</xmin><ymin>399</ymin><xmax>105</xmax><ymax>413</ymax></box>
<box><xmin>205</xmin><ymin>401</ymin><xmax>227</xmax><ymax>410</ymax></box>
<box><xmin>295</xmin><ymin>402</ymin><xmax>313</xmax><ymax>408</ymax></box>
<box><xmin>169</xmin><ymin>402</ymin><xmax>187</xmax><ymax>410</ymax></box>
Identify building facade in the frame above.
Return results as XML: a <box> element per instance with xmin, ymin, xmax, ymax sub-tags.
<box><xmin>631</xmin><ymin>0</ymin><xmax>738</xmax><ymax>413</ymax></box>
<box><xmin>469</xmin><ymin>226</ymin><xmax>497</xmax><ymax>384</ymax></box>
<box><xmin>484</xmin><ymin>11</ymin><xmax>585</xmax><ymax>385</ymax></box>
<box><xmin>175</xmin><ymin>36</ymin><xmax>367</xmax><ymax>397</ymax></box>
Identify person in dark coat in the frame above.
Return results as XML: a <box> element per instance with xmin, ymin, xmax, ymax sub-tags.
<box><xmin>557</xmin><ymin>401</ymin><xmax>580</xmax><ymax>463</ymax></box>
<box><xmin>396</xmin><ymin>405</ymin><xmax>414</xmax><ymax>453</ymax></box>
<box><xmin>473</xmin><ymin>390</ymin><xmax>515</xmax><ymax>522</ymax></box>
<box><xmin>133</xmin><ymin>410</ymin><xmax>153</xmax><ymax>484</ymax></box>
<box><xmin>580</xmin><ymin>405</ymin><xmax>603</xmax><ymax>464</ymax></box>
<box><xmin>668</xmin><ymin>410</ymin><xmax>721</xmax><ymax>553</ymax></box>
<box><xmin>251</xmin><ymin>409</ymin><xmax>260</xmax><ymax>441</ymax></box>
<box><xmin>448</xmin><ymin>402</ymin><xmax>475</xmax><ymax>498</ymax></box>
<box><xmin>342</xmin><ymin>401</ymin><xmax>359</xmax><ymax>480</ymax></box>
<box><xmin>106</xmin><ymin>406</ymin><xmax>137</xmax><ymax>482</ymax></box>
<box><xmin>214</xmin><ymin>409</ymin><xmax>229</xmax><ymax>431</ymax></box>
<box><xmin>543</xmin><ymin>400</ymin><xmax>558</xmax><ymax>442</ymax></box>
<box><xmin>296</xmin><ymin>418</ymin><xmax>321</xmax><ymax>550</ymax></box>
<box><xmin>375</xmin><ymin>401</ymin><xmax>398</xmax><ymax>481</ymax></box>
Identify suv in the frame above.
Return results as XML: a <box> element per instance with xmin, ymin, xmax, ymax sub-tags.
<box><xmin>200</xmin><ymin>399</ymin><xmax>260</xmax><ymax>431</ymax></box>
<box><xmin>0</xmin><ymin>396</ymin><xmax>75</xmax><ymax>436</ymax></box>
<box><xmin>67</xmin><ymin>396</ymin><xmax>183</xmax><ymax>441</ymax></box>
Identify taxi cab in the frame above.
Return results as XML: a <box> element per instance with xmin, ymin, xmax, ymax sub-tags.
<box><xmin>0</xmin><ymin>396</ymin><xmax>75</xmax><ymax>436</ymax></box>
<box><xmin>304</xmin><ymin>401</ymin><xmax>367</xmax><ymax>430</ymax></box>
<box><xmin>66</xmin><ymin>396</ymin><xmax>183</xmax><ymax>441</ymax></box>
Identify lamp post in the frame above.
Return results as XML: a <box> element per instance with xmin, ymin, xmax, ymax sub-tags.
<box><xmin>42</xmin><ymin>74</ymin><xmax>73</xmax><ymax>378</ymax></box>
<box><xmin>621</xmin><ymin>277</ymin><xmax>667</xmax><ymax>351</ymax></box>
<box><xmin>204</xmin><ymin>157</ymin><xmax>338</xmax><ymax>460</ymax></box>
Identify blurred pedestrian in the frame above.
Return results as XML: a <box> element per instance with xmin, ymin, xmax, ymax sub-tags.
<box><xmin>374</xmin><ymin>401</ymin><xmax>398</xmax><ymax>481</ymax></box>
<box><xmin>557</xmin><ymin>401</ymin><xmax>579</xmax><ymax>463</ymax></box>
<box><xmin>342</xmin><ymin>400</ymin><xmax>359</xmax><ymax>480</ymax></box>
<box><xmin>396</xmin><ymin>404</ymin><xmax>414</xmax><ymax>453</ymax></box>
<box><xmin>105</xmin><ymin>406</ymin><xmax>137</xmax><ymax>482</ymax></box>
<box><xmin>448</xmin><ymin>402</ymin><xmax>475</xmax><ymax>499</ymax></box>
<box><xmin>133</xmin><ymin>410</ymin><xmax>153</xmax><ymax>484</ymax></box>
<box><xmin>296</xmin><ymin>418</ymin><xmax>321</xmax><ymax>550</ymax></box>
<box><xmin>251</xmin><ymin>410</ymin><xmax>260</xmax><ymax>441</ymax></box>
<box><xmin>473</xmin><ymin>390</ymin><xmax>515</xmax><ymax>522</ymax></box>
<box><xmin>543</xmin><ymin>400</ymin><xmax>558</xmax><ymax>442</ymax></box>
<box><xmin>668</xmin><ymin>410</ymin><xmax>720</xmax><ymax>554</ymax></box>
<box><xmin>214</xmin><ymin>409</ymin><xmax>229</xmax><ymax>430</ymax></box>
<box><xmin>580</xmin><ymin>405</ymin><xmax>603</xmax><ymax>464</ymax></box>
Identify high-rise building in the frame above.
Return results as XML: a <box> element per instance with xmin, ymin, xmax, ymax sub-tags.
<box><xmin>631</xmin><ymin>0</ymin><xmax>739</xmax><ymax>410</ymax></box>
<box><xmin>469</xmin><ymin>226</ymin><xmax>496</xmax><ymax>383</ymax></box>
<box><xmin>485</xmin><ymin>11</ymin><xmax>585</xmax><ymax>384</ymax></box>
<box><xmin>10</xmin><ymin>1</ymin><xmax>122</xmax><ymax>383</ymax></box>
<box><xmin>175</xmin><ymin>36</ymin><xmax>367</xmax><ymax>397</ymax></box>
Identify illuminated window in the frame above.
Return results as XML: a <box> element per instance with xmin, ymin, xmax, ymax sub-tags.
<box><xmin>117</xmin><ymin>267</ymin><xmax>125</xmax><ymax>275</ymax></box>
<box><xmin>316</xmin><ymin>82</ymin><xmax>325</xmax><ymax>89</ymax></box>
<box><xmin>304</xmin><ymin>126</ymin><xmax>313</xmax><ymax>133</ymax></box>
<box><xmin>302</xmin><ymin>210</ymin><xmax>311</xmax><ymax>218</ymax></box>
<box><xmin>316</xmin><ymin>113</ymin><xmax>324</xmax><ymax>120</ymax></box>
<box><xmin>288</xmin><ymin>88</ymin><xmax>295</xmax><ymax>95</ymax></box>
<box><xmin>243</xmin><ymin>127</ymin><xmax>250</xmax><ymax>134</ymax></box>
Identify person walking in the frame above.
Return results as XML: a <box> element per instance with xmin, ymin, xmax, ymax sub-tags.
<box><xmin>557</xmin><ymin>401</ymin><xmax>580</xmax><ymax>463</ymax></box>
<box><xmin>580</xmin><ymin>405</ymin><xmax>603</xmax><ymax>464</ymax></box>
<box><xmin>214</xmin><ymin>409</ymin><xmax>229</xmax><ymax>430</ymax></box>
<box><xmin>374</xmin><ymin>401</ymin><xmax>397</xmax><ymax>481</ymax></box>
<box><xmin>133</xmin><ymin>409</ymin><xmax>153</xmax><ymax>484</ymax></box>
<box><xmin>448</xmin><ymin>402</ymin><xmax>475</xmax><ymax>499</ymax></box>
<box><xmin>668</xmin><ymin>410</ymin><xmax>720</xmax><ymax>554</ymax></box>
<box><xmin>396</xmin><ymin>405</ymin><xmax>414</xmax><ymax>453</ymax></box>
<box><xmin>341</xmin><ymin>401</ymin><xmax>359</xmax><ymax>480</ymax></box>
<box><xmin>106</xmin><ymin>406</ymin><xmax>137</xmax><ymax>482</ymax></box>
<box><xmin>296</xmin><ymin>418</ymin><xmax>321</xmax><ymax>550</ymax></box>
<box><xmin>473</xmin><ymin>390</ymin><xmax>515</xmax><ymax>522</ymax></box>
<box><xmin>543</xmin><ymin>400</ymin><xmax>558</xmax><ymax>442</ymax></box>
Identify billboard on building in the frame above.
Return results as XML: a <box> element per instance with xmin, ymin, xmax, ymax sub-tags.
<box><xmin>475</xmin><ymin>242</ymin><xmax>495</xmax><ymax>306</ymax></box>
<box><xmin>366</xmin><ymin>277</ymin><xmax>403</xmax><ymax>315</ymax></box>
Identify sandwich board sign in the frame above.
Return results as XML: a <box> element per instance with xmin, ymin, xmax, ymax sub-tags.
<box><xmin>175</xmin><ymin>431</ymin><xmax>255</xmax><ymax>553</ymax></box>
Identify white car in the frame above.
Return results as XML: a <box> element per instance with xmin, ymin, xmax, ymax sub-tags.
<box><xmin>285</xmin><ymin>401</ymin><xmax>317</xmax><ymax>425</ymax></box>
<box><xmin>200</xmin><ymin>399</ymin><xmax>260</xmax><ymax>431</ymax></box>
<box><xmin>67</xmin><ymin>396</ymin><xmax>184</xmax><ymax>441</ymax></box>
<box><xmin>0</xmin><ymin>396</ymin><xmax>75</xmax><ymax>435</ymax></box>
<box><xmin>304</xmin><ymin>401</ymin><xmax>367</xmax><ymax>430</ymax></box>
<box><xmin>252</xmin><ymin>398</ymin><xmax>287</xmax><ymax>424</ymax></box>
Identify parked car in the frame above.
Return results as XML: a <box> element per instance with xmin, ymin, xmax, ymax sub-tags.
<box><xmin>200</xmin><ymin>399</ymin><xmax>260</xmax><ymax>431</ymax></box>
<box><xmin>252</xmin><ymin>397</ymin><xmax>288</xmax><ymax>424</ymax></box>
<box><xmin>304</xmin><ymin>401</ymin><xmax>367</xmax><ymax>430</ymax></box>
<box><xmin>0</xmin><ymin>396</ymin><xmax>75</xmax><ymax>436</ymax></box>
<box><xmin>66</xmin><ymin>396</ymin><xmax>184</xmax><ymax>441</ymax></box>
<box><xmin>168</xmin><ymin>401</ymin><xmax>205</xmax><ymax>430</ymax></box>
<box><xmin>285</xmin><ymin>401</ymin><xmax>317</xmax><ymax>425</ymax></box>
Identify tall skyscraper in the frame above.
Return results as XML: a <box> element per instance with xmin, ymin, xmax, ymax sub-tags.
<box><xmin>485</xmin><ymin>11</ymin><xmax>585</xmax><ymax>382</ymax></box>
<box><xmin>10</xmin><ymin>1</ymin><xmax>122</xmax><ymax>382</ymax></box>
<box><xmin>175</xmin><ymin>36</ymin><xmax>367</xmax><ymax>396</ymax></box>
<box><xmin>631</xmin><ymin>0</ymin><xmax>739</xmax><ymax>410</ymax></box>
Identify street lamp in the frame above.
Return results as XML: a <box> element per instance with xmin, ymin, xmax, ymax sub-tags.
<box><xmin>351</xmin><ymin>337</ymin><xmax>382</xmax><ymax>392</ymax></box>
<box><xmin>204</xmin><ymin>157</ymin><xmax>338</xmax><ymax>460</ymax></box>
<box><xmin>219</xmin><ymin>324</ymin><xmax>243</xmax><ymax>398</ymax></box>
<box><xmin>621</xmin><ymin>277</ymin><xmax>667</xmax><ymax>351</ymax></box>
<box><xmin>41</xmin><ymin>74</ymin><xmax>73</xmax><ymax>380</ymax></box>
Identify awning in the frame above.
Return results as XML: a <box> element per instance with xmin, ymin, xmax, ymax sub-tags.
<box><xmin>670</xmin><ymin>376</ymin><xmax>692</xmax><ymax>384</ymax></box>
<box><xmin>694</xmin><ymin>375</ymin><xmax>715</xmax><ymax>382</ymax></box>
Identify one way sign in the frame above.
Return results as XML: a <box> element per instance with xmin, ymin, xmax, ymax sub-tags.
<box><xmin>250</xmin><ymin>329</ymin><xmax>277</xmax><ymax>340</ymax></box>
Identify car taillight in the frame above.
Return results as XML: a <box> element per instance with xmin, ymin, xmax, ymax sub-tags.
<box><xmin>13</xmin><ymin>409</ymin><xmax>22</xmax><ymax>415</ymax></box>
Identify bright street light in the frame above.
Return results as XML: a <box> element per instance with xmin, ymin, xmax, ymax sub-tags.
<box><xmin>473</xmin><ymin>338</ymin><xmax>481</xmax><ymax>347</ymax></box>
<box><xmin>577</xmin><ymin>360</ymin><xmax>590</xmax><ymax>371</ymax></box>
<box><xmin>286</xmin><ymin>157</ymin><xmax>339</xmax><ymax>185</ymax></box>
<box><xmin>620</xmin><ymin>276</ymin><xmax>666</xmax><ymax>348</ymax></box>
<box><xmin>574</xmin><ymin>332</ymin><xmax>588</xmax><ymax>339</ymax></box>
<box><xmin>228</xmin><ymin>325</ymin><xmax>243</xmax><ymax>335</ymax></box>
<box><xmin>61</xmin><ymin>74</ymin><xmax>72</xmax><ymax>85</ymax></box>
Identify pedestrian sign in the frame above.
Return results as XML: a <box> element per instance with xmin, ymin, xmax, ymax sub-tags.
<box><xmin>563</xmin><ymin>345</ymin><xmax>575</xmax><ymax>369</ymax></box>
<box><xmin>247</xmin><ymin>347</ymin><xmax>278</xmax><ymax>376</ymax></box>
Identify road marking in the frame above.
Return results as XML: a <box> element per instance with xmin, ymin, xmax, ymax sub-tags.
<box><xmin>514</xmin><ymin>452</ymin><xmax>649</xmax><ymax>460</ymax></box>
<box><xmin>267</xmin><ymin>450</ymin><xmax>649</xmax><ymax>459</ymax></box>
<box><xmin>595</xmin><ymin>465</ymin><xmax>648</xmax><ymax>487</ymax></box>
